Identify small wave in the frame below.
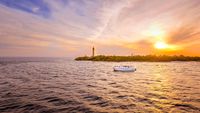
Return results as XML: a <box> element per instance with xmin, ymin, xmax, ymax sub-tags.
<box><xmin>116</xmin><ymin>95</ymin><xmax>128</xmax><ymax>99</ymax></box>
<box><xmin>91</xmin><ymin>101</ymin><xmax>109</xmax><ymax>107</ymax></box>
<box><xmin>109</xmin><ymin>91</ymin><xmax>119</xmax><ymax>94</ymax></box>
<box><xmin>135</xmin><ymin>97</ymin><xmax>154</xmax><ymax>105</ymax></box>
<box><xmin>173</xmin><ymin>103</ymin><xmax>200</xmax><ymax>111</ymax></box>
<box><xmin>19</xmin><ymin>103</ymin><xmax>47</xmax><ymax>111</ymax></box>
<box><xmin>99</xmin><ymin>78</ymin><xmax>107</xmax><ymax>81</ymax></box>
<box><xmin>83</xmin><ymin>95</ymin><xmax>102</xmax><ymax>101</ymax></box>
<box><xmin>112</xmin><ymin>103</ymin><xmax>136</xmax><ymax>110</ymax></box>
<box><xmin>38</xmin><ymin>96</ymin><xmax>81</xmax><ymax>106</ymax></box>
<box><xmin>63</xmin><ymin>105</ymin><xmax>94</xmax><ymax>113</ymax></box>
<box><xmin>0</xmin><ymin>103</ymin><xmax>20</xmax><ymax>112</ymax></box>
<box><xmin>87</xmin><ymin>84</ymin><xmax>96</xmax><ymax>88</ymax></box>
<box><xmin>108</xmin><ymin>82</ymin><xmax>116</xmax><ymax>85</ymax></box>
<box><xmin>146</xmin><ymin>93</ymin><xmax>167</xmax><ymax>99</ymax></box>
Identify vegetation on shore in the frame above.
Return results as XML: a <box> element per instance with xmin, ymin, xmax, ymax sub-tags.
<box><xmin>75</xmin><ymin>55</ymin><xmax>200</xmax><ymax>62</ymax></box>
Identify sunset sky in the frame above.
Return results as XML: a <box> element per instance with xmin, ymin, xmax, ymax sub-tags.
<box><xmin>0</xmin><ymin>0</ymin><xmax>200</xmax><ymax>57</ymax></box>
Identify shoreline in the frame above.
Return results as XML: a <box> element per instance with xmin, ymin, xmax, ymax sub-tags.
<box><xmin>75</xmin><ymin>55</ymin><xmax>200</xmax><ymax>62</ymax></box>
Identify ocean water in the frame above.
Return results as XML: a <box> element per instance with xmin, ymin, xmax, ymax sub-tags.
<box><xmin>0</xmin><ymin>58</ymin><xmax>200</xmax><ymax>113</ymax></box>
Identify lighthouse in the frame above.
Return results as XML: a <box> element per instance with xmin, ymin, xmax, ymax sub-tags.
<box><xmin>92</xmin><ymin>46</ymin><xmax>95</xmax><ymax>57</ymax></box>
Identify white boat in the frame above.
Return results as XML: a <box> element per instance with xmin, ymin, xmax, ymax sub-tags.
<box><xmin>113</xmin><ymin>66</ymin><xmax>136</xmax><ymax>72</ymax></box>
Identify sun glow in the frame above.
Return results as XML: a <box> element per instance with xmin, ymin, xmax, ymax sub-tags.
<box><xmin>154</xmin><ymin>41</ymin><xmax>168</xmax><ymax>49</ymax></box>
<box><xmin>151</xmin><ymin>29</ymin><xmax>163</xmax><ymax>37</ymax></box>
<box><xmin>154</xmin><ymin>41</ymin><xmax>179</xmax><ymax>51</ymax></box>
<box><xmin>147</xmin><ymin>26</ymin><xmax>165</xmax><ymax>39</ymax></box>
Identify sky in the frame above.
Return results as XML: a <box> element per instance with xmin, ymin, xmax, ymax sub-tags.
<box><xmin>0</xmin><ymin>0</ymin><xmax>200</xmax><ymax>57</ymax></box>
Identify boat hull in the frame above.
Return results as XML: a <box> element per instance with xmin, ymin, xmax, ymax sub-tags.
<box><xmin>113</xmin><ymin>66</ymin><xmax>136</xmax><ymax>72</ymax></box>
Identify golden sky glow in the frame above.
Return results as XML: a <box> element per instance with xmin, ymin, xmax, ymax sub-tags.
<box><xmin>154</xmin><ymin>42</ymin><xmax>169</xmax><ymax>49</ymax></box>
<box><xmin>0</xmin><ymin>0</ymin><xmax>200</xmax><ymax>57</ymax></box>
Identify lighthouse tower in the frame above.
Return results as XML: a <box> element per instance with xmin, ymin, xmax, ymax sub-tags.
<box><xmin>92</xmin><ymin>46</ymin><xmax>95</xmax><ymax>57</ymax></box>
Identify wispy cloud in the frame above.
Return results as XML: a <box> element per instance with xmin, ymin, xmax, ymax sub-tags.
<box><xmin>0</xmin><ymin>0</ymin><xmax>199</xmax><ymax>56</ymax></box>
<box><xmin>0</xmin><ymin>0</ymin><xmax>51</xmax><ymax>18</ymax></box>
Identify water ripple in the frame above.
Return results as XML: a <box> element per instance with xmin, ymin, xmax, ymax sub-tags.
<box><xmin>0</xmin><ymin>59</ymin><xmax>199</xmax><ymax>112</ymax></box>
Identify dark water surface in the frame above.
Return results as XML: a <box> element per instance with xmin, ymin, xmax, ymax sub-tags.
<box><xmin>0</xmin><ymin>58</ymin><xmax>200</xmax><ymax>113</ymax></box>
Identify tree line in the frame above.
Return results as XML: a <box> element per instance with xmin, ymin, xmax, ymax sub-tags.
<box><xmin>75</xmin><ymin>55</ymin><xmax>200</xmax><ymax>62</ymax></box>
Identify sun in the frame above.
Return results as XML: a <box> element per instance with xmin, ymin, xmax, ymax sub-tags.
<box><xmin>154</xmin><ymin>41</ymin><xmax>180</xmax><ymax>51</ymax></box>
<box><xmin>154</xmin><ymin>41</ymin><xmax>168</xmax><ymax>49</ymax></box>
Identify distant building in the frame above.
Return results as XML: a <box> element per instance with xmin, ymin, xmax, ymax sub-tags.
<box><xmin>92</xmin><ymin>46</ymin><xmax>95</xmax><ymax>57</ymax></box>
